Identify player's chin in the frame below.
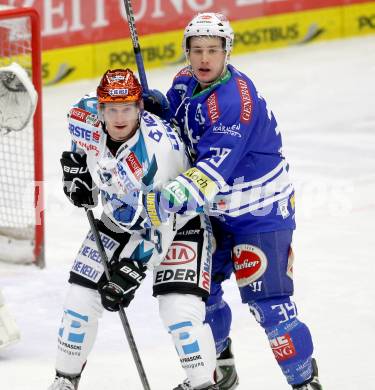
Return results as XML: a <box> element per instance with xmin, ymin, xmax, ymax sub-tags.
<box><xmin>196</xmin><ymin>71</ymin><xmax>215</xmax><ymax>84</ymax></box>
<box><xmin>196</xmin><ymin>69</ymin><xmax>212</xmax><ymax>79</ymax></box>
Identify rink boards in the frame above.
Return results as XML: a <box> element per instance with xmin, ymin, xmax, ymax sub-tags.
<box><xmin>39</xmin><ymin>1</ymin><xmax>375</xmax><ymax>85</ymax></box>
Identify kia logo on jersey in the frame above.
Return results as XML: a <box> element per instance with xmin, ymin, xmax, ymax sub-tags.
<box><xmin>162</xmin><ymin>242</ymin><xmax>197</xmax><ymax>265</ymax></box>
<box><xmin>233</xmin><ymin>244</ymin><xmax>268</xmax><ymax>287</ymax></box>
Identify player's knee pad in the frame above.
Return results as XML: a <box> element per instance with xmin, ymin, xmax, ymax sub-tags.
<box><xmin>249</xmin><ymin>296</ymin><xmax>314</xmax><ymax>385</ymax></box>
<box><xmin>159</xmin><ymin>294</ymin><xmax>216</xmax><ymax>388</ymax></box>
<box><xmin>205</xmin><ymin>294</ymin><xmax>232</xmax><ymax>355</ymax></box>
<box><xmin>56</xmin><ymin>284</ymin><xmax>103</xmax><ymax>375</ymax></box>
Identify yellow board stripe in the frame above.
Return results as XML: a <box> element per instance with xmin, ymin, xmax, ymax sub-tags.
<box><xmin>40</xmin><ymin>2</ymin><xmax>375</xmax><ymax>85</ymax></box>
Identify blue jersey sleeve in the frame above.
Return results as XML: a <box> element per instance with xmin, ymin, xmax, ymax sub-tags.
<box><xmin>183</xmin><ymin>83</ymin><xmax>258</xmax><ymax>207</ymax></box>
<box><xmin>161</xmin><ymin>67</ymin><xmax>284</xmax><ymax>216</ymax></box>
<box><xmin>166</xmin><ymin>67</ymin><xmax>194</xmax><ymax>123</ymax></box>
<box><xmin>162</xmin><ymin>73</ymin><xmax>264</xmax><ymax>212</ymax></box>
<box><xmin>196</xmin><ymin>80</ymin><xmax>259</xmax><ymax>184</ymax></box>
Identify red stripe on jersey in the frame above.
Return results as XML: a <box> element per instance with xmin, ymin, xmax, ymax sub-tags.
<box><xmin>207</xmin><ymin>93</ymin><xmax>220</xmax><ymax>124</ymax></box>
<box><xmin>69</xmin><ymin>107</ymin><xmax>100</xmax><ymax>127</ymax></box>
<box><xmin>126</xmin><ymin>152</ymin><xmax>143</xmax><ymax>181</ymax></box>
<box><xmin>174</xmin><ymin>67</ymin><xmax>193</xmax><ymax>80</ymax></box>
<box><xmin>70</xmin><ymin>108</ymin><xmax>89</xmax><ymax>122</ymax></box>
<box><xmin>236</xmin><ymin>78</ymin><xmax>253</xmax><ymax>124</ymax></box>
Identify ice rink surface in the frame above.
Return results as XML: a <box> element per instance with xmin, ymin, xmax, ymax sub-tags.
<box><xmin>1</xmin><ymin>35</ymin><xmax>375</xmax><ymax>389</ymax></box>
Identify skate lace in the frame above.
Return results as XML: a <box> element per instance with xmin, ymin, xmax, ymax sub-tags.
<box><xmin>50</xmin><ymin>377</ymin><xmax>75</xmax><ymax>390</ymax></box>
<box><xmin>294</xmin><ymin>378</ymin><xmax>322</xmax><ymax>390</ymax></box>
<box><xmin>175</xmin><ymin>379</ymin><xmax>219</xmax><ymax>390</ymax></box>
<box><xmin>177</xmin><ymin>379</ymin><xmax>192</xmax><ymax>390</ymax></box>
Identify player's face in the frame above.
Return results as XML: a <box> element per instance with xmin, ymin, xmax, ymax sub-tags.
<box><xmin>187</xmin><ymin>36</ymin><xmax>227</xmax><ymax>87</ymax></box>
<box><xmin>102</xmin><ymin>102</ymin><xmax>140</xmax><ymax>141</ymax></box>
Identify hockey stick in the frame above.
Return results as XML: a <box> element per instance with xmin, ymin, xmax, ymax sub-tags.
<box><xmin>122</xmin><ymin>0</ymin><xmax>149</xmax><ymax>91</ymax></box>
<box><xmin>85</xmin><ymin>209</ymin><xmax>151</xmax><ymax>390</ymax></box>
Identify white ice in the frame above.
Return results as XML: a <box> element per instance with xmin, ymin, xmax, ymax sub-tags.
<box><xmin>1</xmin><ymin>35</ymin><xmax>375</xmax><ymax>390</ymax></box>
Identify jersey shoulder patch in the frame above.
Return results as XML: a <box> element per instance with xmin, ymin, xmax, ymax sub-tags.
<box><xmin>174</xmin><ymin>67</ymin><xmax>193</xmax><ymax>80</ymax></box>
<box><xmin>68</xmin><ymin>104</ymin><xmax>102</xmax><ymax>154</ymax></box>
<box><xmin>68</xmin><ymin>107</ymin><xmax>101</xmax><ymax>128</ymax></box>
<box><xmin>74</xmin><ymin>93</ymin><xmax>98</xmax><ymax>115</ymax></box>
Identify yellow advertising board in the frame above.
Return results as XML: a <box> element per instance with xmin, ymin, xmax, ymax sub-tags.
<box><xmin>42</xmin><ymin>44</ymin><xmax>94</xmax><ymax>85</ymax></box>
<box><xmin>41</xmin><ymin>2</ymin><xmax>375</xmax><ymax>85</ymax></box>
<box><xmin>342</xmin><ymin>2</ymin><xmax>375</xmax><ymax>37</ymax></box>
<box><xmin>232</xmin><ymin>7</ymin><xmax>342</xmax><ymax>54</ymax></box>
<box><xmin>93</xmin><ymin>30</ymin><xmax>184</xmax><ymax>78</ymax></box>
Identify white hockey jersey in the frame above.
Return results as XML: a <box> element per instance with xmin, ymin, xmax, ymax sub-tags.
<box><xmin>67</xmin><ymin>95</ymin><xmax>191</xmax><ymax>271</ymax></box>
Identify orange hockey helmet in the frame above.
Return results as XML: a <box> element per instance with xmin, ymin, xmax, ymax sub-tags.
<box><xmin>97</xmin><ymin>68</ymin><xmax>142</xmax><ymax>104</ymax></box>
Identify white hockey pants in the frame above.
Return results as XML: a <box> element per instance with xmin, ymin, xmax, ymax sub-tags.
<box><xmin>158</xmin><ymin>293</ymin><xmax>216</xmax><ymax>388</ymax></box>
<box><xmin>55</xmin><ymin>284</ymin><xmax>103</xmax><ymax>376</ymax></box>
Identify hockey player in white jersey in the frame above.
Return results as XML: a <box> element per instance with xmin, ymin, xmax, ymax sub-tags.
<box><xmin>48</xmin><ymin>69</ymin><xmax>218</xmax><ymax>390</ymax></box>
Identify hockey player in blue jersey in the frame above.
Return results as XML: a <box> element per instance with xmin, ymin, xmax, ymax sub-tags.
<box><xmin>116</xmin><ymin>12</ymin><xmax>323</xmax><ymax>390</ymax></box>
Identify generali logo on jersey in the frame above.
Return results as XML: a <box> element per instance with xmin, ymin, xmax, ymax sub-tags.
<box><xmin>162</xmin><ymin>242</ymin><xmax>197</xmax><ymax>265</ymax></box>
<box><xmin>233</xmin><ymin>244</ymin><xmax>268</xmax><ymax>287</ymax></box>
<box><xmin>236</xmin><ymin>78</ymin><xmax>253</xmax><ymax>123</ymax></box>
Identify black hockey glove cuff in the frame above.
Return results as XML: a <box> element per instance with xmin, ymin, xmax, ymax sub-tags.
<box><xmin>60</xmin><ymin>151</ymin><xmax>98</xmax><ymax>209</ymax></box>
<box><xmin>99</xmin><ymin>259</ymin><xmax>147</xmax><ymax>312</ymax></box>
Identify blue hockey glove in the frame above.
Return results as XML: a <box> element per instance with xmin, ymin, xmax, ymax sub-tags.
<box><xmin>110</xmin><ymin>191</ymin><xmax>147</xmax><ymax>230</ymax></box>
<box><xmin>99</xmin><ymin>259</ymin><xmax>147</xmax><ymax>311</ymax></box>
<box><xmin>60</xmin><ymin>151</ymin><xmax>98</xmax><ymax>209</ymax></box>
<box><xmin>110</xmin><ymin>190</ymin><xmax>170</xmax><ymax>228</ymax></box>
<box><xmin>142</xmin><ymin>89</ymin><xmax>170</xmax><ymax>120</ymax></box>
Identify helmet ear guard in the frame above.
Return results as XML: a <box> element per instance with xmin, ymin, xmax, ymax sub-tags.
<box><xmin>97</xmin><ymin>68</ymin><xmax>142</xmax><ymax>104</ymax></box>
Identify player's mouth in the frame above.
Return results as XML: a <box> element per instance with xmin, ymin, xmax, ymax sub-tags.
<box><xmin>114</xmin><ymin>124</ymin><xmax>127</xmax><ymax>130</ymax></box>
<box><xmin>198</xmin><ymin>67</ymin><xmax>211</xmax><ymax>76</ymax></box>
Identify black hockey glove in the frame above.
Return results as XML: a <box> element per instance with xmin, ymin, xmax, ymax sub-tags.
<box><xmin>99</xmin><ymin>259</ymin><xmax>147</xmax><ymax>312</ymax></box>
<box><xmin>60</xmin><ymin>151</ymin><xmax>98</xmax><ymax>209</ymax></box>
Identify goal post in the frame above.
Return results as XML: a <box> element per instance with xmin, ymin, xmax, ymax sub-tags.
<box><xmin>0</xmin><ymin>6</ymin><xmax>44</xmax><ymax>267</ymax></box>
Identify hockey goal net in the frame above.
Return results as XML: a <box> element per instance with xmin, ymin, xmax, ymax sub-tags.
<box><xmin>0</xmin><ymin>6</ymin><xmax>44</xmax><ymax>267</ymax></box>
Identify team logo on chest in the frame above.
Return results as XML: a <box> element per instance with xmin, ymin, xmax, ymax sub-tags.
<box><xmin>233</xmin><ymin>244</ymin><xmax>268</xmax><ymax>287</ymax></box>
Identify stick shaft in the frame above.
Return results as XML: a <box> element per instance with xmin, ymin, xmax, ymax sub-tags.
<box><xmin>86</xmin><ymin>209</ymin><xmax>151</xmax><ymax>390</ymax></box>
<box><xmin>123</xmin><ymin>0</ymin><xmax>149</xmax><ymax>91</ymax></box>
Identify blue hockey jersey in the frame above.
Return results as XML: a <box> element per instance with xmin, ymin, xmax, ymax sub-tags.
<box><xmin>164</xmin><ymin>64</ymin><xmax>296</xmax><ymax>233</ymax></box>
